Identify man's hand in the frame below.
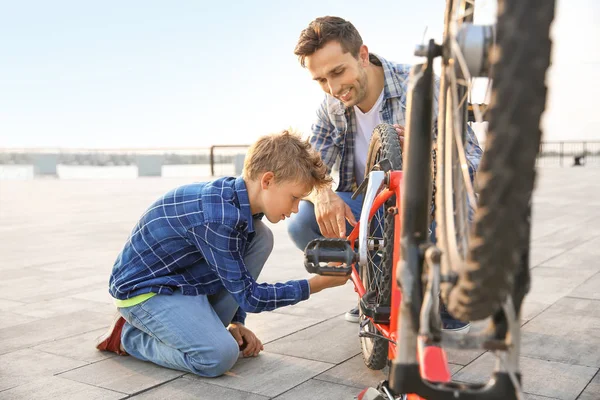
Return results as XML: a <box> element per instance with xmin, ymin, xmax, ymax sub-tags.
<box><xmin>227</xmin><ymin>323</ymin><xmax>263</xmax><ymax>357</ymax></box>
<box><xmin>308</xmin><ymin>274</ymin><xmax>351</xmax><ymax>295</ymax></box>
<box><xmin>393</xmin><ymin>124</ymin><xmax>405</xmax><ymax>149</ymax></box>
<box><xmin>313</xmin><ymin>188</ymin><xmax>357</xmax><ymax>238</ymax></box>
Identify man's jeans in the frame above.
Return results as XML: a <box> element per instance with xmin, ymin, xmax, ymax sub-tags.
<box><xmin>118</xmin><ymin>219</ymin><xmax>273</xmax><ymax>377</ymax></box>
<box><xmin>287</xmin><ymin>192</ymin><xmax>436</xmax><ymax>250</ymax></box>
<box><xmin>287</xmin><ymin>192</ymin><xmax>364</xmax><ymax>251</ymax></box>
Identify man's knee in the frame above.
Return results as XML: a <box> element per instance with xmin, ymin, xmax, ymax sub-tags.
<box><xmin>188</xmin><ymin>334</ymin><xmax>239</xmax><ymax>378</ymax></box>
<box><xmin>286</xmin><ymin>216</ymin><xmax>302</xmax><ymax>246</ymax></box>
<box><xmin>287</xmin><ymin>200</ymin><xmax>318</xmax><ymax>250</ymax></box>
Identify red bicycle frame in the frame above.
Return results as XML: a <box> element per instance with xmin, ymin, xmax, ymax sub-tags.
<box><xmin>348</xmin><ymin>170</ymin><xmax>451</xmax><ymax>399</ymax></box>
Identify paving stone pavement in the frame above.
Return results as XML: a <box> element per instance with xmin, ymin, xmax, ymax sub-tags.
<box><xmin>0</xmin><ymin>166</ymin><xmax>598</xmax><ymax>399</ymax></box>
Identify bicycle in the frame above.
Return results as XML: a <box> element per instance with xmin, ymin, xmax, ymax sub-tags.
<box><xmin>303</xmin><ymin>1</ymin><xmax>555</xmax><ymax>399</ymax></box>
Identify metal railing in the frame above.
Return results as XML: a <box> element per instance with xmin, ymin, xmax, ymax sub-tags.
<box><xmin>0</xmin><ymin>147</ymin><xmax>212</xmax><ymax>166</ymax></box>
<box><xmin>209</xmin><ymin>145</ymin><xmax>250</xmax><ymax>176</ymax></box>
<box><xmin>1</xmin><ymin>141</ymin><xmax>598</xmax><ymax>177</ymax></box>
<box><xmin>0</xmin><ymin>145</ymin><xmax>253</xmax><ymax>179</ymax></box>
<box><xmin>537</xmin><ymin>141</ymin><xmax>600</xmax><ymax>167</ymax></box>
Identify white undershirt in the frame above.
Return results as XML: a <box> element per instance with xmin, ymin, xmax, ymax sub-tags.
<box><xmin>354</xmin><ymin>89</ymin><xmax>385</xmax><ymax>185</ymax></box>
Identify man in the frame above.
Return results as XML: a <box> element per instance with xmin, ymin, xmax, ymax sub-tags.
<box><xmin>287</xmin><ymin>16</ymin><xmax>483</xmax><ymax>331</ymax></box>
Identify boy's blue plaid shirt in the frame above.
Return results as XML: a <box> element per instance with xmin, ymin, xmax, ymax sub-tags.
<box><xmin>310</xmin><ymin>54</ymin><xmax>483</xmax><ymax>191</ymax></box>
<box><xmin>109</xmin><ymin>176</ymin><xmax>310</xmax><ymax>324</ymax></box>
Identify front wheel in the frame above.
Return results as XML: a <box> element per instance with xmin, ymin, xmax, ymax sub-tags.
<box><xmin>360</xmin><ymin>124</ymin><xmax>402</xmax><ymax>370</ymax></box>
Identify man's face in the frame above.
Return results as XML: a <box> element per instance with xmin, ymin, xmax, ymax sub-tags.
<box><xmin>305</xmin><ymin>41</ymin><xmax>369</xmax><ymax>107</ymax></box>
<box><xmin>261</xmin><ymin>176</ymin><xmax>311</xmax><ymax>224</ymax></box>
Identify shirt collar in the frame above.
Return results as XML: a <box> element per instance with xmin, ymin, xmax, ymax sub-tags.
<box><xmin>234</xmin><ymin>176</ymin><xmax>264</xmax><ymax>233</ymax></box>
<box><xmin>370</xmin><ymin>53</ymin><xmax>405</xmax><ymax>101</ymax></box>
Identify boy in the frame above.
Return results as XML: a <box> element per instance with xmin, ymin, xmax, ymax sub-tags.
<box><xmin>97</xmin><ymin>130</ymin><xmax>349</xmax><ymax>377</ymax></box>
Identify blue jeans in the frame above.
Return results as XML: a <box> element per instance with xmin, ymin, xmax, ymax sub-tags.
<box><xmin>287</xmin><ymin>192</ymin><xmax>436</xmax><ymax>249</ymax></box>
<box><xmin>287</xmin><ymin>192</ymin><xmax>364</xmax><ymax>251</ymax></box>
<box><xmin>119</xmin><ymin>219</ymin><xmax>273</xmax><ymax>377</ymax></box>
<box><xmin>288</xmin><ymin>192</ymin><xmax>466</xmax><ymax>327</ymax></box>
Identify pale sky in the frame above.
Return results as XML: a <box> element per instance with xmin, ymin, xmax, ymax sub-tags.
<box><xmin>1</xmin><ymin>0</ymin><xmax>598</xmax><ymax>149</ymax></box>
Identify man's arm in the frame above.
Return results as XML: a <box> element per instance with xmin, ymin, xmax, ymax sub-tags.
<box><xmin>309</xmin><ymin>99</ymin><xmax>339</xmax><ymax>176</ymax></box>
<box><xmin>304</xmin><ymin>99</ymin><xmax>337</xmax><ymax>204</ymax></box>
<box><xmin>431</xmin><ymin>75</ymin><xmax>483</xmax><ymax>182</ymax></box>
<box><xmin>305</xmin><ymin>100</ymin><xmax>357</xmax><ymax>237</ymax></box>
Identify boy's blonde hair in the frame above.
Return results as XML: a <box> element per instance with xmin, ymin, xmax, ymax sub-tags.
<box><xmin>243</xmin><ymin>130</ymin><xmax>332</xmax><ymax>190</ymax></box>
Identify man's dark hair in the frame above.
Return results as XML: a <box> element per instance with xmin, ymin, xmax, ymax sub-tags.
<box><xmin>294</xmin><ymin>16</ymin><xmax>363</xmax><ymax>67</ymax></box>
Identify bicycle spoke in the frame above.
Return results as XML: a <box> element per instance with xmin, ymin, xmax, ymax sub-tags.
<box><xmin>448</xmin><ymin>54</ymin><xmax>477</xmax><ymax>210</ymax></box>
<box><xmin>366</xmin><ymin>199</ymin><xmax>387</xmax><ymax>297</ymax></box>
<box><xmin>454</xmin><ymin>0</ymin><xmax>474</xmax><ymax>24</ymax></box>
<box><xmin>440</xmin><ymin>0</ymin><xmax>492</xmax><ymax>271</ymax></box>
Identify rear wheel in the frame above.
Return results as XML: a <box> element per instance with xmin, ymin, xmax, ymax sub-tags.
<box><xmin>360</xmin><ymin>124</ymin><xmax>402</xmax><ymax>370</ymax></box>
<box><xmin>437</xmin><ymin>0</ymin><xmax>555</xmax><ymax>320</ymax></box>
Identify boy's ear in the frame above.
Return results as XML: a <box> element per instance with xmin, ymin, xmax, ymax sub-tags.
<box><xmin>260</xmin><ymin>171</ymin><xmax>275</xmax><ymax>189</ymax></box>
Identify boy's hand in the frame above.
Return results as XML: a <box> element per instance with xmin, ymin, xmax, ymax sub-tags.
<box><xmin>308</xmin><ymin>274</ymin><xmax>351</xmax><ymax>295</ymax></box>
<box><xmin>228</xmin><ymin>323</ymin><xmax>263</xmax><ymax>357</ymax></box>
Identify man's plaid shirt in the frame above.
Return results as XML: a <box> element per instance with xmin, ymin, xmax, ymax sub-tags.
<box><xmin>109</xmin><ymin>176</ymin><xmax>310</xmax><ymax>324</ymax></box>
<box><xmin>310</xmin><ymin>54</ymin><xmax>483</xmax><ymax>191</ymax></box>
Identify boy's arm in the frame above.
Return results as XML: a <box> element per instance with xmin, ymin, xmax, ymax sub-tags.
<box><xmin>187</xmin><ymin>223</ymin><xmax>310</xmax><ymax>323</ymax></box>
<box><xmin>230</xmin><ymin>274</ymin><xmax>349</xmax><ymax>325</ymax></box>
<box><xmin>232</xmin><ymin>308</ymin><xmax>246</xmax><ymax>325</ymax></box>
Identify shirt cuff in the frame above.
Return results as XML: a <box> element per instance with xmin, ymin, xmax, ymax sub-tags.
<box><xmin>232</xmin><ymin>309</ymin><xmax>247</xmax><ymax>325</ymax></box>
<box><xmin>299</xmin><ymin>279</ymin><xmax>310</xmax><ymax>300</ymax></box>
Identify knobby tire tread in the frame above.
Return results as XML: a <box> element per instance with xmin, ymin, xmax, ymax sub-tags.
<box><xmin>361</xmin><ymin>123</ymin><xmax>402</xmax><ymax>369</ymax></box>
<box><xmin>447</xmin><ymin>0</ymin><xmax>555</xmax><ymax>320</ymax></box>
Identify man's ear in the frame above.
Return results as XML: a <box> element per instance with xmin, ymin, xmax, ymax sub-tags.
<box><xmin>261</xmin><ymin>171</ymin><xmax>275</xmax><ymax>189</ymax></box>
<box><xmin>359</xmin><ymin>44</ymin><xmax>369</xmax><ymax>66</ymax></box>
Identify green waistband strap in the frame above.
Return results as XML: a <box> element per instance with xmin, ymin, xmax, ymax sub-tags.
<box><xmin>114</xmin><ymin>292</ymin><xmax>157</xmax><ymax>308</ymax></box>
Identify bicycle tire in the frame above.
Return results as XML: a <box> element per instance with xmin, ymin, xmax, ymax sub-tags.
<box><xmin>360</xmin><ymin>123</ymin><xmax>402</xmax><ymax>370</ymax></box>
<box><xmin>444</xmin><ymin>0</ymin><xmax>555</xmax><ymax>321</ymax></box>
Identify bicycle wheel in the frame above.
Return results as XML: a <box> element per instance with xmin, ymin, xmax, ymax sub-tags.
<box><xmin>437</xmin><ymin>0</ymin><xmax>555</xmax><ymax>321</ymax></box>
<box><xmin>360</xmin><ymin>123</ymin><xmax>402</xmax><ymax>370</ymax></box>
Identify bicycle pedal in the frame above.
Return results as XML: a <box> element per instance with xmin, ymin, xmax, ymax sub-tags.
<box><xmin>304</xmin><ymin>238</ymin><xmax>357</xmax><ymax>276</ymax></box>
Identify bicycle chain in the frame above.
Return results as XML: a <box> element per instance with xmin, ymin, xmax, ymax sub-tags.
<box><xmin>430</xmin><ymin>146</ymin><xmax>437</xmax><ymax>221</ymax></box>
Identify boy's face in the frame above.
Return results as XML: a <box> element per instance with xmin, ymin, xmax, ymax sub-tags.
<box><xmin>260</xmin><ymin>174</ymin><xmax>311</xmax><ymax>224</ymax></box>
<box><xmin>305</xmin><ymin>40</ymin><xmax>369</xmax><ymax>108</ymax></box>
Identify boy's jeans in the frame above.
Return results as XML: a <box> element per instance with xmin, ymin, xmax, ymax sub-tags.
<box><xmin>118</xmin><ymin>219</ymin><xmax>273</xmax><ymax>377</ymax></box>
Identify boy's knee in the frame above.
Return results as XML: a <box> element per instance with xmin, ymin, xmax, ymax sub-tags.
<box><xmin>189</xmin><ymin>335</ymin><xmax>239</xmax><ymax>378</ymax></box>
<box><xmin>254</xmin><ymin>220</ymin><xmax>274</xmax><ymax>254</ymax></box>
